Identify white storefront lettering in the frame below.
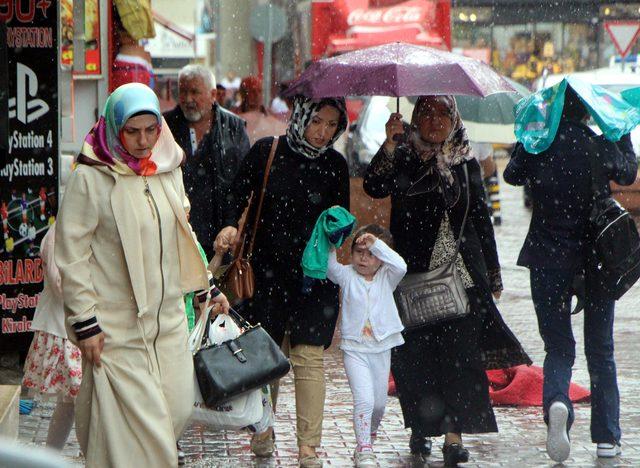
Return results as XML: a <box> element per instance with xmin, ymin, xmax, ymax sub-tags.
<box><xmin>347</xmin><ymin>6</ymin><xmax>423</xmax><ymax>25</ymax></box>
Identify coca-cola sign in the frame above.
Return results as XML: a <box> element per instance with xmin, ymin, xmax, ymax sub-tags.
<box><xmin>347</xmin><ymin>3</ymin><xmax>428</xmax><ymax>26</ymax></box>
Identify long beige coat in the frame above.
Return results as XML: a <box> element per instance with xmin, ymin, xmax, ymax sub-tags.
<box><xmin>55</xmin><ymin>164</ymin><xmax>208</xmax><ymax>468</ymax></box>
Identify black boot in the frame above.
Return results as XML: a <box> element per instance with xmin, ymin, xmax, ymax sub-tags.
<box><xmin>442</xmin><ymin>443</ymin><xmax>469</xmax><ymax>466</ymax></box>
<box><xmin>409</xmin><ymin>432</ymin><xmax>432</xmax><ymax>457</ymax></box>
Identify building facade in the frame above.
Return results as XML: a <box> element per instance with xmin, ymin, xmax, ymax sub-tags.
<box><xmin>452</xmin><ymin>1</ymin><xmax>640</xmax><ymax>86</ymax></box>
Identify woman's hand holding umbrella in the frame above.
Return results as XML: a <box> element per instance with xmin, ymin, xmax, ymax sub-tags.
<box><xmin>384</xmin><ymin>113</ymin><xmax>405</xmax><ymax>155</ymax></box>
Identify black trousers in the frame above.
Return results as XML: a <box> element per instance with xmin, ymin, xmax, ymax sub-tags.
<box><xmin>392</xmin><ymin>288</ymin><xmax>497</xmax><ymax>437</ymax></box>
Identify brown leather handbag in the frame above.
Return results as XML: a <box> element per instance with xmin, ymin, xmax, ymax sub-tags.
<box><xmin>223</xmin><ymin>137</ymin><xmax>278</xmax><ymax>299</ymax></box>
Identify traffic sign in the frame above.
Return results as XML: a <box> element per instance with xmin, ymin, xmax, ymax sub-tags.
<box><xmin>249</xmin><ymin>4</ymin><xmax>288</xmax><ymax>110</ymax></box>
<box><xmin>605</xmin><ymin>21</ymin><xmax>640</xmax><ymax>58</ymax></box>
<box><xmin>249</xmin><ymin>4</ymin><xmax>288</xmax><ymax>44</ymax></box>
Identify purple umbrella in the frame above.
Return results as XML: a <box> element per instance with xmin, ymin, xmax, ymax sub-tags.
<box><xmin>284</xmin><ymin>42</ymin><xmax>515</xmax><ymax>100</ymax></box>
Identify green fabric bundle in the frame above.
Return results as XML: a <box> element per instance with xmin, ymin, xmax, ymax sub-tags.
<box><xmin>301</xmin><ymin>206</ymin><xmax>356</xmax><ymax>293</ymax></box>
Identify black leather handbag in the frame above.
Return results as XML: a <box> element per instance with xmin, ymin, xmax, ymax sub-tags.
<box><xmin>193</xmin><ymin>308</ymin><xmax>290</xmax><ymax>406</ymax></box>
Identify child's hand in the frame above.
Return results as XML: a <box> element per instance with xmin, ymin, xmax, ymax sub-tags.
<box><xmin>355</xmin><ymin>233</ymin><xmax>377</xmax><ymax>249</ymax></box>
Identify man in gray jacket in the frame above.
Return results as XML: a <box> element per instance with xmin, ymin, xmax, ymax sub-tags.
<box><xmin>164</xmin><ymin>64</ymin><xmax>250</xmax><ymax>259</ymax></box>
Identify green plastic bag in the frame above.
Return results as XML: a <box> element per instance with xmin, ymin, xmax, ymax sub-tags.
<box><xmin>515</xmin><ymin>76</ymin><xmax>640</xmax><ymax>154</ymax></box>
<box><xmin>622</xmin><ymin>87</ymin><xmax>640</xmax><ymax>108</ymax></box>
<box><xmin>184</xmin><ymin>242</ymin><xmax>209</xmax><ymax>332</ymax></box>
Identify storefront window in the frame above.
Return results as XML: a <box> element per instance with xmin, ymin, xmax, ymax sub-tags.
<box><xmin>452</xmin><ymin>23</ymin><xmax>492</xmax><ymax>64</ymax></box>
<box><xmin>451</xmin><ymin>7</ymin><xmax>492</xmax><ymax>50</ymax></box>
<box><xmin>453</xmin><ymin>23</ymin><xmax>491</xmax><ymax>50</ymax></box>
<box><xmin>532</xmin><ymin>22</ymin><xmax>563</xmax><ymax>59</ymax></box>
<box><xmin>450</xmin><ymin>2</ymin><xmax>640</xmax><ymax>85</ymax></box>
<box><xmin>532</xmin><ymin>22</ymin><xmax>568</xmax><ymax>76</ymax></box>
<box><xmin>453</xmin><ymin>20</ymin><xmax>605</xmax><ymax>88</ymax></box>
<box><xmin>491</xmin><ymin>25</ymin><xmax>535</xmax><ymax>82</ymax></box>
<box><xmin>452</xmin><ymin>7</ymin><xmax>493</xmax><ymax>65</ymax></box>
<box><xmin>563</xmin><ymin>23</ymin><xmax>597</xmax><ymax>72</ymax></box>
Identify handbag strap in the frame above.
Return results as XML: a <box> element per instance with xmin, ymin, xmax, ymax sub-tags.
<box><xmin>246</xmin><ymin>137</ymin><xmax>278</xmax><ymax>259</ymax></box>
<box><xmin>229</xmin><ymin>191</ymin><xmax>253</xmax><ymax>259</ymax></box>
<box><xmin>228</xmin><ymin>307</ymin><xmax>254</xmax><ymax>329</ymax></box>
<box><xmin>451</xmin><ymin>164</ymin><xmax>471</xmax><ymax>261</ymax></box>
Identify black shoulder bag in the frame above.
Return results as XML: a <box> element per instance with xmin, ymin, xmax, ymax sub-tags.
<box><xmin>588</xmin><ymin>147</ymin><xmax>640</xmax><ymax>300</ymax></box>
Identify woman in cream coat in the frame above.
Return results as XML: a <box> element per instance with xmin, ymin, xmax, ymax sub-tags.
<box><xmin>55</xmin><ymin>83</ymin><xmax>229</xmax><ymax>467</ymax></box>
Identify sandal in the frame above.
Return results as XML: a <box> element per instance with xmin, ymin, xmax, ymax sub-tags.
<box><xmin>250</xmin><ymin>428</ymin><xmax>275</xmax><ymax>457</ymax></box>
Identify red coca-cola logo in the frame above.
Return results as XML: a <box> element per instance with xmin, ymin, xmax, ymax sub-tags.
<box><xmin>347</xmin><ymin>6</ymin><xmax>424</xmax><ymax>25</ymax></box>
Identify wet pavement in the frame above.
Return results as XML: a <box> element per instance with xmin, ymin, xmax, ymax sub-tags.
<box><xmin>17</xmin><ymin>171</ymin><xmax>640</xmax><ymax>467</ymax></box>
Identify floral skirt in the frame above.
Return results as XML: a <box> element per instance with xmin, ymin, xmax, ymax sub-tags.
<box><xmin>22</xmin><ymin>331</ymin><xmax>82</xmax><ymax>400</ymax></box>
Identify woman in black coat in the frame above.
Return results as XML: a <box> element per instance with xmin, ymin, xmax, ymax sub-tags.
<box><xmin>364</xmin><ymin>96</ymin><xmax>531</xmax><ymax>466</ymax></box>
<box><xmin>504</xmin><ymin>88</ymin><xmax>637</xmax><ymax>463</ymax></box>
<box><xmin>215</xmin><ymin>96</ymin><xmax>350</xmax><ymax>467</ymax></box>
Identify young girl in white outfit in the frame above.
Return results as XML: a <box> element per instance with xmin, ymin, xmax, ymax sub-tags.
<box><xmin>327</xmin><ymin>224</ymin><xmax>407</xmax><ymax>467</ymax></box>
<box><xmin>22</xmin><ymin>223</ymin><xmax>82</xmax><ymax>450</ymax></box>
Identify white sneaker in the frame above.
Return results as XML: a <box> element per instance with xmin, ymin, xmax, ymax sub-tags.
<box><xmin>354</xmin><ymin>449</ymin><xmax>377</xmax><ymax>467</ymax></box>
<box><xmin>546</xmin><ymin>401</ymin><xmax>571</xmax><ymax>462</ymax></box>
<box><xmin>597</xmin><ymin>443</ymin><xmax>622</xmax><ymax>458</ymax></box>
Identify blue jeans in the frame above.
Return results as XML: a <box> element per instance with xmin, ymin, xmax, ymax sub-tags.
<box><xmin>530</xmin><ymin>267</ymin><xmax>620</xmax><ymax>444</ymax></box>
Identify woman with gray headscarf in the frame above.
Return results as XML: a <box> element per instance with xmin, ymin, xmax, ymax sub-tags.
<box><xmin>216</xmin><ymin>96</ymin><xmax>349</xmax><ymax>467</ymax></box>
<box><xmin>364</xmin><ymin>95</ymin><xmax>530</xmax><ymax>466</ymax></box>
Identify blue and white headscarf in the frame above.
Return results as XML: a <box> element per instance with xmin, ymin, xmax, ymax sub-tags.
<box><xmin>286</xmin><ymin>96</ymin><xmax>348</xmax><ymax>159</ymax></box>
<box><xmin>79</xmin><ymin>83</ymin><xmax>183</xmax><ymax>176</ymax></box>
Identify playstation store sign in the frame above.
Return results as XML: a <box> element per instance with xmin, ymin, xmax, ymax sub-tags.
<box><xmin>1</xmin><ymin>0</ymin><xmax>58</xmax><ymax>352</ymax></box>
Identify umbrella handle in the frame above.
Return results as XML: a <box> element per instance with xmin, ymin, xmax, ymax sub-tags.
<box><xmin>392</xmin><ymin>97</ymin><xmax>407</xmax><ymax>144</ymax></box>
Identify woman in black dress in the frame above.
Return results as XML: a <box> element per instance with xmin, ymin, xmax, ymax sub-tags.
<box><xmin>364</xmin><ymin>96</ymin><xmax>531</xmax><ymax>466</ymax></box>
<box><xmin>215</xmin><ymin>96</ymin><xmax>349</xmax><ymax>468</ymax></box>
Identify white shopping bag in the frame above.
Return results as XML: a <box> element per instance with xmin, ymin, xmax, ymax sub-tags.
<box><xmin>208</xmin><ymin>313</ymin><xmax>242</xmax><ymax>344</ymax></box>
<box><xmin>188</xmin><ymin>307</ymin><xmax>241</xmax><ymax>353</ymax></box>
<box><xmin>245</xmin><ymin>385</ymin><xmax>275</xmax><ymax>434</ymax></box>
<box><xmin>189</xmin><ymin>311</ymin><xmax>264</xmax><ymax>430</ymax></box>
<box><xmin>191</xmin><ymin>381</ymin><xmax>263</xmax><ymax>430</ymax></box>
